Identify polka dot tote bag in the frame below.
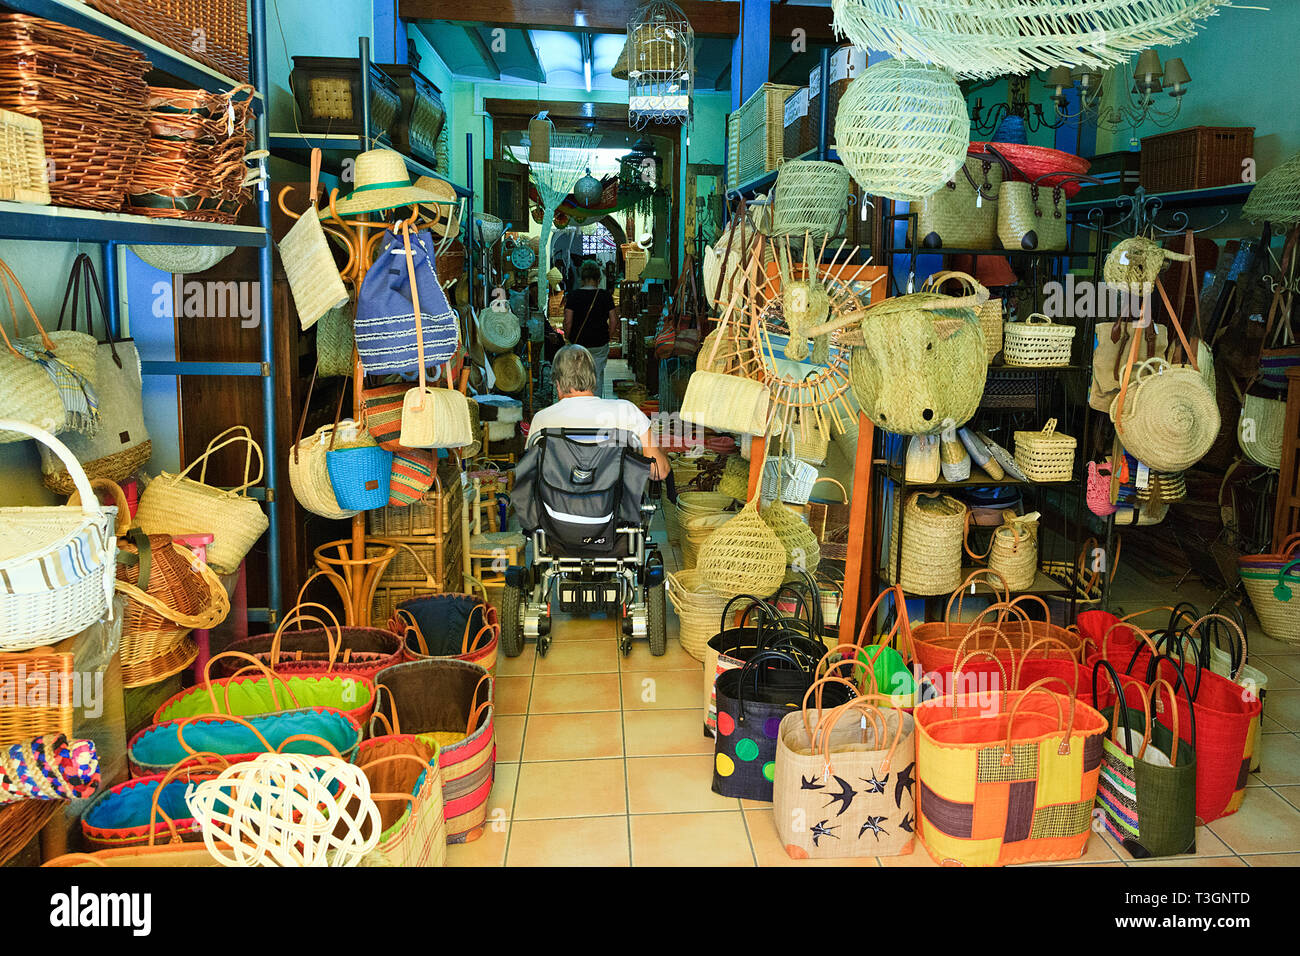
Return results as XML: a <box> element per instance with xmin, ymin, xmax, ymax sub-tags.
<box><xmin>712</xmin><ymin>649</ymin><xmax>849</xmax><ymax>802</ymax></box>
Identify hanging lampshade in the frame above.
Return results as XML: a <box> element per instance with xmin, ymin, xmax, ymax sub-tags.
<box><xmin>619</xmin><ymin>137</ymin><xmax>661</xmax><ymax>190</ymax></box>
<box><xmin>833</xmin><ymin>59</ymin><xmax>969</xmax><ymax>202</ymax></box>
<box><xmin>612</xmin><ymin>41</ymin><xmax>630</xmax><ymax>81</ymax></box>
<box><xmin>829</xmin><ymin>0</ymin><xmax>1229</xmax><ymax>79</ymax></box>
<box><xmin>574</xmin><ymin>168</ymin><xmax>603</xmax><ymax>205</ymax></box>
<box><xmin>627</xmin><ymin>0</ymin><xmax>694</xmax><ymax>129</ymax></box>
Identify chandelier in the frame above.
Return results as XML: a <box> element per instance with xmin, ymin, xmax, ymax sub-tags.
<box><xmin>1048</xmin><ymin>50</ymin><xmax>1192</xmax><ymax>136</ymax></box>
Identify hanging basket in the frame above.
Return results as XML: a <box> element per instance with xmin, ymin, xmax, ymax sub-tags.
<box><xmin>1103</xmin><ymin>236</ymin><xmax>1190</xmax><ymax>294</ymax></box>
<box><xmin>492</xmin><ymin>353</ymin><xmax>526</xmax><ymax>393</ymax></box>
<box><xmin>761</xmin><ymin>499</ymin><xmax>820</xmax><ymax>574</ymax></box>
<box><xmin>478</xmin><ymin>308</ymin><xmax>521</xmax><ymax>353</ymax></box>
<box><xmin>832</xmin><ymin>59</ymin><xmax>969</xmax><ymax>202</ymax></box>
<box><xmin>771</xmin><ymin>160</ymin><xmax>851</xmax><ymax>237</ymax></box>
<box><xmin>1110</xmin><ymin>357</ymin><xmax>1220</xmax><ymax>472</ymax></box>
<box><xmin>696</xmin><ymin>497</ymin><xmax>788</xmax><ymax>601</ymax></box>
<box><xmin>1243</xmin><ymin>149</ymin><xmax>1300</xmax><ymax>224</ymax></box>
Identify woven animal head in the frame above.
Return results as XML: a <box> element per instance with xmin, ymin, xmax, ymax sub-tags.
<box><xmin>849</xmin><ymin>296</ymin><xmax>985</xmax><ymax>435</ymax></box>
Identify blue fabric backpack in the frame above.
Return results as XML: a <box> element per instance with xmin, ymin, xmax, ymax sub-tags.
<box><xmin>355</xmin><ymin>227</ymin><xmax>459</xmax><ymax>376</ymax></box>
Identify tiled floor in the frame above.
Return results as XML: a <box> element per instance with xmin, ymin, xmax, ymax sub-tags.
<box><xmin>449</xmin><ymin>356</ymin><xmax>1300</xmax><ymax>866</ymax></box>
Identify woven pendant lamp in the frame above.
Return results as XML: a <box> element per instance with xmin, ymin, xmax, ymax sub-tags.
<box><xmin>833</xmin><ymin>59</ymin><xmax>969</xmax><ymax>202</ymax></box>
<box><xmin>1243</xmin><ymin>149</ymin><xmax>1300</xmax><ymax>225</ymax></box>
<box><xmin>612</xmin><ymin>41</ymin><xmax>630</xmax><ymax>81</ymax></box>
<box><xmin>696</xmin><ymin>497</ymin><xmax>787</xmax><ymax>601</ymax></box>
<box><xmin>574</xmin><ymin>168</ymin><xmax>603</xmax><ymax>206</ymax></box>
<box><xmin>829</xmin><ymin>0</ymin><xmax>1230</xmax><ymax>80</ymax></box>
<box><xmin>761</xmin><ymin>499</ymin><xmax>821</xmax><ymax>574</ymax></box>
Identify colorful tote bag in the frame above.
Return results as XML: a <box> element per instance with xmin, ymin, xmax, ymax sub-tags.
<box><xmin>1093</xmin><ymin>660</ymin><xmax>1197</xmax><ymax>859</ymax></box>
<box><xmin>914</xmin><ymin>669</ymin><xmax>1109</xmax><ymax>866</ymax></box>
<box><xmin>355</xmin><ymin>226</ymin><xmax>459</xmax><ymax>377</ymax></box>
<box><xmin>356</xmin><ymin>735</ymin><xmax>446</xmax><ymax>867</ymax></box>
<box><xmin>773</xmin><ymin>684</ymin><xmax>916</xmax><ymax>860</ymax></box>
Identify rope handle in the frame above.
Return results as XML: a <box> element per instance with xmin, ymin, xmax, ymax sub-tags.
<box><xmin>1004</xmin><ymin>677</ymin><xmax>1074</xmax><ymax>758</ymax></box>
<box><xmin>180</xmin><ymin>426</ymin><xmax>265</xmax><ymax>495</ymax></box>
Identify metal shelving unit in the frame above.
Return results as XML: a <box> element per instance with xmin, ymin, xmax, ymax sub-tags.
<box><xmin>0</xmin><ymin>0</ymin><xmax>282</xmax><ymax>623</ymax></box>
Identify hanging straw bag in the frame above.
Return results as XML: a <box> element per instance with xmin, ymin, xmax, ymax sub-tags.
<box><xmin>912</xmin><ymin>155</ymin><xmax>1001</xmax><ymax>250</ymax></box>
<box><xmin>316</xmin><ymin>294</ymin><xmax>355</xmax><ymax>378</ymax></box>
<box><xmin>681</xmin><ymin>371</ymin><xmax>771</xmax><ymax>437</ymax></box>
<box><xmin>135</xmin><ymin>425</ymin><xmax>270</xmax><ymax>574</ymax></box>
<box><xmin>37</xmin><ymin>254</ymin><xmax>151</xmax><ymax>492</ymax></box>
<box><xmin>774</xmin><ymin>685</ymin><xmax>916</xmax><ymax>859</ymax></box>
<box><xmin>0</xmin><ymin>264</ymin><xmax>70</xmax><ymax>444</ymax></box>
<box><xmin>1237</xmin><ymin>391</ymin><xmax>1287</xmax><ymax>469</ymax></box>
<box><xmin>355</xmin><ymin>735</ymin><xmax>446</xmax><ymax>867</ymax></box>
<box><xmin>891</xmin><ymin>491</ymin><xmax>967</xmax><ymax>596</ymax></box>
<box><xmin>914</xmin><ymin>664</ymin><xmax>1108</xmax><ymax>866</ymax></box>
<box><xmin>288</xmin><ymin>369</ymin><xmax>361</xmax><ymax>520</ymax></box>
<box><xmin>0</xmin><ymin>420</ymin><xmax>117</xmax><ymax>649</ymax></box>
<box><xmin>1093</xmin><ymin>662</ymin><xmax>1197</xmax><ymax>859</ymax></box>
<box><xmin>1013</xmin><ymin>418</ymin><xmax>1076</xmax><ymax>481</ymax></box>
<box><xmin>372</xmin><ymin>658</ymin><xmax>494</xmax><ymax>844</ymax></box>
<box><xmin>1003</xmin><ymin>313</ymin><xmax>1074</xmax><ymax>367</ymax></box>
<box><xmin>279</xmin><ymin>147</ymin><xmax>348</xmax><ymax>330</ymax></box>
<box><xmin>477</xmin><ymin>306</ymin><xmax>521</xmax><ymax>354</ymax></box>
<box><xmin>1109</xmin><ymin>357</ymin><xmax>1219</xmax><ymax>473</ymax></box>
<box><xmin>696</xmin><ymin>495</ymin><xmax>789</xmax><ymax>601</ymax></box>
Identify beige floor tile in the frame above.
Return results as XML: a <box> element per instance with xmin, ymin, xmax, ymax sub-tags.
<box><xmin>487</xmin><ymin>762</ymin><xmax>519</xmax><ymax>820</ymax></box>
<box><xmin>626</xmin><ymin>754</ymin><xmax>741</xmax><ymax>813</ymax></box>
<box><xmin>528</xmin><ymin>672</ymin><xmax>622</xmax><ymax>713</ymax></box>
<box><xmin>504</xmin><ymin>816</ymin><xmax>630</xmax><ymax>867</ymax></box>
<box><xmin>621</xmin><ymin>668</ymin><xmax>703</xmax><ymax>710</ymax></box>
<box><xmin>1247</xmin><ymin>771</ymin><xmax>1268</xmax><ymax>787</ymax></box>
<box><xmin>1266</xmin><ymin>656</ymin><xmax>1300</xmax><ymax>681</ymax></box>
<box><xmin>623</xmin><ymin>637</ymin><xmax>700</xmax><ymax>673</ymax></box>
<box><xmin>1254</xmin><ymin>660</ymin><xmax>1300</xmax><ymax>691</ymax></box>
<box><xmin>1262</xmin><ymin>714</ymin><xmax>1291</xmax><ymax>733</ymax></box>
<box><xmin>745</xmin><ymin>809</ymin><xmax>883</xmax><ymax>867</ymax></box>
<box><xmin>1253</xmin><ymin>732</ymin><xmax>1300</xmax><ymax>786</ymax></box>
<box><xmin>1208</xmin><ymin>788</ymin><xmax>1300</xmax><ymax>854</ymax></box>
<box><xmin>513</xmin><ymin>758</ymin><xmax>628</xmax><ymax>819</ymax></box>
<box><xmin>494</xmin><ymin>715</ymin><xmax>526</xmax><ymax>763</ymax></box>
<box><xmin>495</xmin><ymin>648</ymin><xmax>535</xmax><ymax>678</ymax></box>
<box><xmin>1262</xmin><ymin>690</ymin><xmax>1300</xmax><ymax>731</ymax></box>
<box><xmin>1243</xmin><ymin>852</ymin><xmax>1300</xmax><ymax>866</ymax></box>
<box><xmin>1128</xmin><ymin>855</ymin><xmax>1245</xmax><ymax>867</ymax></box>
<box><xmin>552</xmin><ymin>615</ymin><xmax>619</xmax><ymax>642</ymax></box>
<box><xmin>493</xmin><ymin>675</ymin><xmax>533</xmax><ymax>716</ymax></box>
<box><xmin>1249</xmin><ymin>634</ymin><xmax>1300</xmax><ymax>658</ymax></box>
<box><xmin>534</xmin><ymin>636</ymin><xmax>621</xmax><ymax>675</ymax></box>
<box><xmin>629</xmin><ymin>811</ymin><xmax>754</xmax><ymax>866</ymax></box>
<box><xmin>623</xmin><ymin>708</ymin><xmax>716</xmax><ymax>757</ymax></box>
<box><xmin>522</xmin><ymin>711</ymin><xmax>624</xmax><ymax>761</ymax></box>
<box><xmin>1270</xmin><ymin>785</ymin><xmax>1300</xmax><ymax>811</ymax></box>
<box><xmin>445</xmin><ymin>825</ymin><xmax>508</xmax><ymax>866</ymax></box>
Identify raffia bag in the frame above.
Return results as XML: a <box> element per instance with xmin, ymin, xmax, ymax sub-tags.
<box><xmin>998</xmin><ymin>178</ymin><xmax>1068</xmax><ymax>251</ymax></box>
<box><xmin>912</xmin><ymin>155</ymin><xmax>1001</xmax><ymax>249</ymax></box>
<box><xmin>280</xmin><ymin>148</ymin><xmax>348</xmax><ymax>330</ymax></box>
<box><xmin>965</xmin><ymin>510</ymin><xmax>1039</xmax><ymax>591</ymax></box>
<box><xmin>891</xmin><ymin>491</ymin><xmax>967</xmax><ymax>595</ymax></box>
<box><xmin>135</xmin><ymin>425</ymin><xmax>270</xmax><ymax>574</ymax></box>
<box><xmin>681</xmin><ymin>371</ymin><xmax>771</xmax><ymax>437</ymax></box>
<box><xmin>695</xmin><ymin>496</ymin><xmax>787</xmax><ymax>601</ymax></box>
<box><xmin>1003</xmin><ymin>313</ymin><xmax>1074</xmax><ymax>367</ymax></box>
<box><xmin>1014</xmin><ymin>418</ymin><xmax>1077</xmax><ymax>482</ymax></box>
<box><xmin>717</xmin><ymin>456</ymin><xmax>750</xmax><ymax>501</ymax></box>
<box><xmin>847</xmin><ymin>283</ymin><xmax>987</xmax><ymax>435</ymax></box>
<box><xmin>921</xmin><ymin>270</ymin><xmax>1000</xmax><ymax>363</ymax></box>
<box><xmin>1110</xmin><ymin>357</ymin><xmax>1219</xmax><ymax>473</ymax></box>
<box><xmin>478</xmin><ymin>307</ymin><xmax>520</xmax><ymax>353</ymax></box>
<box><xmin>681</xmin><ymin>511</ymin><xmax>732</xmax><ymax>570</ymax></box>
<box><xmin>665</xmin><ymin>569</ymin><xmax>729</xmax><ymax>661</ymax></box>
<box><xmin>761</xmin><ymin>498</ymin><xmax>820</xmax><ymax>574</ymax></box>
<box><xmin>1238</xmin><ymin>393</ymin><xmax>1287</xmax><ymax>470</ymax></box>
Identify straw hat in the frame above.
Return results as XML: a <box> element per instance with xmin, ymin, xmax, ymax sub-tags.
<box><xmin>332</xmin><ymin>149</ymin><xmax>439</xmax><ymax>215</ymax></box>
<box><xmin>130</xmin><ymin>245</ymin><xmax>235</xmax><ymax>274</ymax></box>
<box><xmin>414</xmin><ymin>175</ymin><xmax>461</xmax><ymax>238</ymax></box>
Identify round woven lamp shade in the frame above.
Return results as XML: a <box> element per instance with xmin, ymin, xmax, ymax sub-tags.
<box><xmin>1243</xmin><ymin>149</ymin><xmax>1300</xmax><ymax>224</ymax></box>
<box><xmin>833</xmin><ymin>59</ymin><xmax>969</xmax><ymax>202</ymax></box>
<box><xmin>829</xmin><ymin>0</ymin><xmax>1230</xmax><ymax>80</ymax></box>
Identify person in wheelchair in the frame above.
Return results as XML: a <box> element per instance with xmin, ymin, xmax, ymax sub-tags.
<box><xmin>503</xmin><ymin>345</ymin><xmax>669</xmax><ymax>658</ymax></box>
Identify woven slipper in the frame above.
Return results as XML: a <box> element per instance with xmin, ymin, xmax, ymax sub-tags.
<box><xmin>959</xmin><ymin>427</ymin><xmax>1002</xmax><ymax>480</ymax></box>
<box><xmin>980</xmin><ymin>432</ymin><xmax>1028</xmax><ymax>482</ymax></box>
<box><xmin>940</xmin><ymin>425</ymin><xmax>970</xmax><ymax>482</ymax></box>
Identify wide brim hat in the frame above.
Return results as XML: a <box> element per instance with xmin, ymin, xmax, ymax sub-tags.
<box><xmin>130</xmin><ymin>244</ymin><xmax>235</xmax><ymax>274</ymax></box>
<box><xmin>331</xmin><ymin>149</ymin><xmax>439</xmax><ymax>215</ymax></box>
<box><xmin>414</xmin><ymin>175</ymin><xmax>462</xmax><ymax>238</ymax></box>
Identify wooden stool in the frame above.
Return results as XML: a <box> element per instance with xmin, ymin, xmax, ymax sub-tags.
<box><xmin>468</xmin><ymin>530</ymin><xmax>525</xmax><ymax>597</ymax></box>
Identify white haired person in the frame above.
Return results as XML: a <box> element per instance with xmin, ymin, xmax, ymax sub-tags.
<box><xmin>528</xmin><ymin>344</ymin><xmax>669</xmax><ymax>482</ymax></box>
<box><xmin>562</xmin><ymin>259</ymin><xmax>619</xmax><ymax>396</ymax></box>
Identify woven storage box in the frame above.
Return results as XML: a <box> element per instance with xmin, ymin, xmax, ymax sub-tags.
<box><xmin>736</xmin><ymin>83</ymin><xmax>799</xmax><ymax>186</ymax></box>
<box><xmin>0</xmin><ymin>108</ymin><xmax>49</xmax><ymax>204</ymax></box>
<box><xmin>367</xmin><ymin>461</ymin><xmax>463</xmax><ymax>537</ymax></box>
<box><xmin>1003</xmin><ymin>313</ymin><xmax>1074</xmax><ymax>367</ymax></box>
<box><xmin>370</xmin><ymin>536</ymin><xmax>464</xmax><ymax>626</ymax></box>
<box><xmin>290</xmin><ymin>57</ymin><xmax>401</xmax><ymax>137</ymax></box>
<box><xmin>726</xmin><ymin>112</ymin><xmax>740</xmax><ymax>188</ymax></box>
<box><xmin>1014</xmin><ymin>419</ymin><xmax>1077</xmax><ymax>482</ymax></box>
<box><xmin>0</xmin><ymin>14</ymin><xmax>150</xmax><ymax>212</ymax></box>
<box><xmin>1140</xmin><ymin>126</ymin><xmax>1254</xmax><ymax>193</ymax></box>
<box><xmin>771</xmin><ymin>160</ymin><xmax>850</xmax><ymax>237</ymax></box>
<box><xmin>84</xmin><ymin>0</ymin><xmax>248</xmax><ymax>82</ymax></box>
<box><xmin>666</xmin><ymin>569</ymin><xmax>729</xmax><ymax>661</ymax></box>
<box><xmin>380</xmin><ymin>64</ymin><xmax>445</xmax><ymax>164</ymax></box>
<box><xmin>782</xmin><ymin>87</ymin><xmax>811</xmax><ymax>159</ymax></box>
<box><xmin>826</xmin><ymin>44</ymin><xmax>868</xmax><ymax>145</ymax></box>
<box><xmin>891</xmin><ymin>491</ymin><xmax>967</xmax><ymax>596</ymax></box>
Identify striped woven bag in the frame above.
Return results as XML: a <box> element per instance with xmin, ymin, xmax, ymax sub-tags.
<box><xmin>361</xmin><ymin>383</ymin><xmax>410</xmax><ymax>452</ymax></box>
<box><xmin>389</xmin><ymin>450</ymin><xmax>435</xmax><ymax>506</ymax></box>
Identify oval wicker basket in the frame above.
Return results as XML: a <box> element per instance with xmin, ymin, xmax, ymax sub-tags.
<box><xmin>1003</xmin><ymin>313</ymin><xmax>1074</xmax><ymax>367</ymax></box>
<box><xmin>771</xmin><ymin>160</ymin><xmax>851</xmax><ymax>237</ymax></box>
<box><xmin>478</xmin><ymin>308</ymin><xmax>521</xmax><ymax>353</ymax></box>
<box><xmin>666</xmin><ymin>569</ymin><xmax>729</xmax><ymax>661</ymax></box>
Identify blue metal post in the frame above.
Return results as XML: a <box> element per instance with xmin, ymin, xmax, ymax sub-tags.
<box><xmin>102</xmin><ymin>241</ymin><xmax>120</xmax><ymax>337</ymax></box>
<box><xmin>360</xmin><ymin>37</ymin><xmax>372</xmax><ymax>145</ymax></box>
<box><xmin>251</xmin><ymin>0</ymin><xmax>281</xmax><ymax>622</ymax></box>
<box><xmin>816</xmin><ymin>48</ymin><xmax>830</xmax><ymax>161</ymax></box>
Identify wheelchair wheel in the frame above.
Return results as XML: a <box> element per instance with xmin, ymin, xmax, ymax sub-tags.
<box><xmin>499</xmin><ymin>582</ymin><xmax>525</xmax><ymax>658</ymax></box>
<box><xmin>647</xmin><ymin>581</ymin><xmax>667</xmax><ymax>657</ymax></box>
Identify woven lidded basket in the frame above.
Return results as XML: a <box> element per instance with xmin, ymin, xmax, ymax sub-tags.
<box><xmin>986</xmin><ymin>512</ymin><xmax>1039</xmax><ymax>592</ymax></box>
<box><xmin>1110</xmin><ymin>357</ymin><xmax>1220</xmax><ymax>473</ymax></box>
<box><xmin>893</xmin><ymin>491</ymin><xmax>967</xmax><ymax>596</ymax></box>
<box><xmin>1003</xmin><ymin>313</ymin><xmax>1074</xmax><ymax>367</ymax></box>
<box><xmin>771</xmin><ymin>160</ymin><xmax>851</xmax><ymax>237</ymax></box>
<box><xmin>1013</xmin><ymin>418</ymin><xmax>1077</xmax><ymax>482</ymax></box>
<box><xmin>696</xmin><ymin>497</ymin><xmax>788</xmax><ymax>601</ymax></box>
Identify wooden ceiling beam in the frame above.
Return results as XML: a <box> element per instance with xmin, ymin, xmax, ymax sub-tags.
<box><xmin>398</xmin><ymin>0</ymin><xmax>836</xmax><ymax>42</ymax></box>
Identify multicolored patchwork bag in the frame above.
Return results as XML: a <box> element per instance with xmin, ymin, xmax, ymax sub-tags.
<box><xmin>1093</xmin><ymin>660</ymin><xmax>1197</xmax><ymax>859</ymax></box>
<box><xmin>914</xmin><ymin>661</ymin><xmax>1108</xmax><ymax>866</ymax></box>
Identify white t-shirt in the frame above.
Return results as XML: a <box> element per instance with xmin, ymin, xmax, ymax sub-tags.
<box><xmin>527</xmin><ymin>396</ymin><xmax>650</xmax><ymax>447</ymax></box>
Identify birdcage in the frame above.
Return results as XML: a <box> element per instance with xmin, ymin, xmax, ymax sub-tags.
<box><xmin>627</xmin><ymin>0</ymin><xmax>694</xmax><ymax>129</ymax></box>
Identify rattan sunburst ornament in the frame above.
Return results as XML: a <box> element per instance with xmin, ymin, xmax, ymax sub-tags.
<box><xmin>830</xmin><ymin>0</ymin><xmax>1232</xmax><ymax>80</ymax></box>
<box><xmin>627</xmin><ymin>0</ymin><xmax>694</xmax><ymax>129</ymax></box>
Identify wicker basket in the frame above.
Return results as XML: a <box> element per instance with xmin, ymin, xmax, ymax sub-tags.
<box><xmin>478</xmin><ymin>308</ymin><xmax>521</xmax><ymax>353</ymax></box>
<box><xmin>1239</xmin><ymin>562</ymin><xmax>1299</xmax><ymax>645</ymax></box>
<box><xmin>116</xmin><ymin>532</ymin><xmax>230</xmax><ymax>667</ymax></box>
<box><xmin>1003</xmin><ymin>313</ymin><xmax>1075</xmax><ymax>367</ymax></box>
<box><xmin>0</xmin><ymin>650</ymin><xmax>73</xmax><ymax>747</ymax></box>
<box><xmin>696</xmin><ymin>497</ymin><xmax>787</xmax><ymax>600</ymax></box>
<box><xmin>736</xmin><ymin>83</ymin><xmax>799</xmax><ymax>186</ymax></box>
<box><xmin>0</xmin><ymin>14</ymin><xmax>150</xmax><ymax>212</ymax></box>
<box><xmin>0</xmin><ymin>108</ymin><xmax>49</xmax><ymax>204</ymax></box>
<box><xmin>623</xmin><ymin>243</ymin><xmax>649</xmax><ymax>281</ymax></box>
<box><xmin>680</xmin><ymin>511</ymin><xmax>732</xmax><ymax>570</ymax></box>
<box><xmin>492</xmin><ymin>353</ymin><xmax>526</xmax><ymax>394</ymax></box>
<box><xmin>1140</xmin><ymin>126</ymin><xmax>1255</xmax><ymax>193</ymax></box>
<box><xmin>771</xmin><ymin>160</ymin><xmax>850</xmax><ymax>237</ymax></box>
<box><xmin>381</xmin><ymin>64</ymin><xmax>446</xmax><ymax>164</ymax></box>
<box><xmin>85</xmin><ymin>0</ymin><xmax>249</xmax><ymax>83</ymax></box>
<box><xmin>782</xmin><ymin>87</ymin><xmax>811</xmax><ymax>159</ymax></box>
<box><xmin>290</xmin><ymin>57</ymin><xmax>401</xmax><ymax>137</ymax></box>
<box><xmin>367</xmin><ymin>459</ymin><xmax>463</xmax><ymax>537</ymax></box>
<box><xmin>892</xmin><ymin>491</ymin><xmax>967</xmax><ymax>596</ymax></box>
<box><xmin>921</xmin><ymin>271</ymin><xmax>999</xmax><ymax>362</ymax></box>
<box><xmin>1014</xmin><ymin>419</ymin><xmax>1077</xmax><ymax>482</ymax></box>
<box><xmin>666</xmin><ymin>569</ymin><xmax>729</xmax><ymax>661</ymax></box>
<box><xmin>987</xmin><ymin>512</ymin><xmax>1039</xmax><ymax>592</ymax></box>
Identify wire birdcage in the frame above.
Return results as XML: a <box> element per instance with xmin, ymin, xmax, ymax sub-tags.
<box><xmin>829</xmin><ymin>0</ymin><xmax>1230</xmax><ymax>80</ymax></box>
<box><xmin>627</xmin><ymin>0</ymin><xmax>694</xmax><ymax>130</ymax></box>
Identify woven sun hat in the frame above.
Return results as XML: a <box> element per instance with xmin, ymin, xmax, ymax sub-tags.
<box><xmin>129</xmin><ymin>245</ymin><xmax>234</xmax><ymax>274</ymax></box>
<box><xmin>332</xmin><ymin>149</ymin><xmax>438</xmax><ymax>216</ymax></box>
<box><xmin>414</xmin><ymin>175</ymin><xmax>462</xmax><ymax>238</ymax></box>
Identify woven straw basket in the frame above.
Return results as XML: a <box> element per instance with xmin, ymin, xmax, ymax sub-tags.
<box><xmin>965</xmin><ymin>510</ymin><xmax>1039</xmax><ymax>592</ymax></box>
<box><xmin>1238</xmin><ymin>393</ymin><xmax>1287</xmax><ymax>470</ymax></box>
<box><xmin>696</xmin><ymin>497</ymin><xmax>788</xmax><ymax>601</ymax></box>
<box><xmin>1110</xmin><ymin>358</ymin><xmax>1220</xmax><ymax>473</ymax></box>
<box><xmin>1243</xmin><ymin>149</ymin><xmax>1300</xmax><ymax>225</ymax></box>
<box><xmin>761</xmin><ymin>499</ymin><xmax>820</xmax><ymax>574</ymax></box>
<box><xmin>681</xmin><ymin>371</ymin><xmax>771</xmax><ymax>437</ymax></box>
<box><xmin>1240</xmin><ymin>563</ymin><xmax>1299</xmax><ymax>645</ymax></box>
<box><xmin>681</xmin><ymin>511</ymin><xmax>732</xmax><ymax>569</ymax></box>
<box><xmin>890</xmin><ymin>491</ymin><xmax>967</xmax><ymax>596</ymax></box>
<box><xmin>1103</xmin><ymin>236</ymin><xmax>1189</xmax><ymax>295</ymax></box>
<box><xmin>280</xmin><ymin>148</ymin><xmax>348</xmax><ymax>330</ymax></box>
<box><xmin>1003</xmin><ymin>313</ymin><xmax>1074</xmax><ymax>367</ymax></box>
<box><xmin>771</xmin><ymin>160</ymin><xmax>851</xmax><ymax>237</ymax></box>
<box><xmin>912</xmin><ymin>155</ymin><xmax>1001</xmax><ymax>249</ymax></box>
<box><xmin>478</xmin><ymin>308</ymin><xmax>521</xmax><ymax>353</ymax></box>
<box><xmin>492</xmin><ymin>353</ymin><xmax>526</xmax><ymax>393</ymax></box>
<box><xmin>289</xmin><ymin>420</ymin><xmax>361</xmax><ymax>520</ymax></box>
<box><xmin>1013</xmin><ymin>418</ymin><xmax>1076</xmax><ymax>482</ymax></box>
<box><xmin>666</xmin><ymin>569</ymin><xmax>729</xmax><ymax>661</ymax></box>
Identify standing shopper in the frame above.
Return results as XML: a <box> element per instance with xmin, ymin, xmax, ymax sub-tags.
<box><xmin>563</xmin><ymin>259</ymin><xmax>619</xmax><ymax>396</ymax></box>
